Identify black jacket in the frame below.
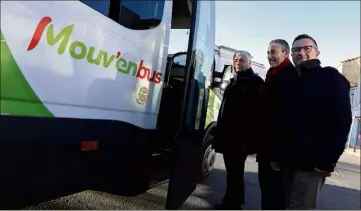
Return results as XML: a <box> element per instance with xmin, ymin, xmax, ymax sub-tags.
<box><xmin>278</xmin><ymin>59</ymin><xmax>352</xmax><ymax>172</ymax></box>
<box><xmin>213</xmin><ymin>68</ymin><xmax>264</xmax><ymax>154</ymax></box>
<box><xmin>257</xmin><ymin>58</ymin><xmax>298</xmax><ymax>161</ymax></box>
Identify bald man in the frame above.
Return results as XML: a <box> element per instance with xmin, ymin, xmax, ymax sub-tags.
<box><xmin>214</xmin><ymin>50</ymin><xmax>264</xmax><ymax>210</ymax></box>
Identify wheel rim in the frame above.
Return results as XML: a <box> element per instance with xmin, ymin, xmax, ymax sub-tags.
<box><xmin>202</xmin><ymin>144</ymin><xmax>216</xmax><ymax>175</ymax></box>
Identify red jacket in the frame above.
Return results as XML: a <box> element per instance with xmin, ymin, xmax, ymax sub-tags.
<box><xmin>257</xmin><ymin>58</ymin><xmax>298</xmax><ymax>161</ymax></box>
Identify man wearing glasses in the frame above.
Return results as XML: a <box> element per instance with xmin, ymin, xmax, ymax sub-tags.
<box><xmin>275</xmin><ymin>34</ymin><xmax>352</xmax><ymax>209</ymax></box>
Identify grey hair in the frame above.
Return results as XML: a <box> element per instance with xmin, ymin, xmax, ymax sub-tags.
<box><xmin>269</xmin><ymin>39</ymin><xmax>290</xmax><ymax>53</ymax></box>
<box><xmin>233</xmin><ymin>50</ymin><xmax>253</xmax><ymax>61</ymax></box>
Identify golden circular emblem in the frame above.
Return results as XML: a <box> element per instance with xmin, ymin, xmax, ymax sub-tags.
<box><xmin>136</xmin><ymin>86</ymin><xmax>149</xmax><ymax>104</ymax></box>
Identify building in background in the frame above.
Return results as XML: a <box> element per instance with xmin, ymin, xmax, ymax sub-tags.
<box><xmin>338</xmin><ymin>57</ymin><xmax>361</xmax><ymax>149</ymax></box>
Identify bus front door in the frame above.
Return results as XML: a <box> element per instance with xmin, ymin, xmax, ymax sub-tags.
<box><xmin>165</xmin><ymin>0</ymin><xmax>216</xmax><ymax>209</ymax></box>
<box><xmin>165</xmin><ymin>133</ymin><xmax>204</xmax><ymax>210</ymax></box>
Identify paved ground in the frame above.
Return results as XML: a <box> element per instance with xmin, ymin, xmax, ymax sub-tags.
<box><xmin>25</xmin><ymin>153</ymin><xmax>360</xmax><ymax>210</ymax></box>
<box><xmin>344</xmin><ymin>148</ymin><xmax>361</xmax><ymax>157</ymax></box>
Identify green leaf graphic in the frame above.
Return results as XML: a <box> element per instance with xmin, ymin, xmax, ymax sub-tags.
<box><xmin>0</xmin><ymin>31</ymin><xmax>53</xmax><ymax>117</ymax></box>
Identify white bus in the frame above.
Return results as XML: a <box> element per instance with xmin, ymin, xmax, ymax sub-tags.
<box><xmin>0</xmin><ymin>0</ymin><xmax>232</xmax><ymax>209</ymax></box>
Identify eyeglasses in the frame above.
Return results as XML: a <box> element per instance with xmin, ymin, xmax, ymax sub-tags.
<box><xmin>291</xmin><ymin>45</ymin><xmax>317</xmax><ymax>54</ymax></box>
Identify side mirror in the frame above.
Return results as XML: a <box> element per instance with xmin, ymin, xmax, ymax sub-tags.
<box><xmin>211</xmin><ymin>71</ymin><xmax>223</xmax><ymax>87</ymax></box>
<box><xmin>219</xmin><ymin>80</ymin><xmax>229</xmax><ymax>95</ymax></box>
<box><xmin>220</xmin><ymin>80</ymin><xmax>229</xmax><ymax>90</ymax></box>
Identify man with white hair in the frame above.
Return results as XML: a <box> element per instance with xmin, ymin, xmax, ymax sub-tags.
<box><xmin>213</xmin><ymin>50</ymin><xmax>264</xmax><ymax>210</ymax></box>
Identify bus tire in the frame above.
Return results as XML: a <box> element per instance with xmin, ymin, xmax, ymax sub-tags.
<box><xmin>198</xmin><ymin>134</ymin><xmax>216</xmax><ymax>181</ymax></box>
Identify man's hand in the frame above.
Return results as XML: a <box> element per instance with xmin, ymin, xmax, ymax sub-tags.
<box><xmin>314</xmin><ymin>167</ymin><xmax>332</xmax><ymax>177</ymax></box>
<box><xmin>270</xmin><ymin>161</ymin><xmax>280</xmax><ymax>171</ymax></box>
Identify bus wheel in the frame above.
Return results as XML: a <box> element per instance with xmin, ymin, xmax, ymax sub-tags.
<box><xmin>200</xmin><ymin>135</ymin><xmax>216</xmax><ymax>180</ymax></box>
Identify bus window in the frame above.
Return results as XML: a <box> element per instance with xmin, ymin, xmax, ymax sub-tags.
<box><xmin>173</xmin><ymin>54</ymin><xmax>187</xmax><ymax>66</ymax></box>
<box><xmin>188</xmin><ymin>0</ymin><xmax>215</xmax><ymax>130</ymax></box>
<box><xmin>80</xmin><ymin>0</ymin><xmax>165</xmax><ymax>30</ymax></box>
<box><xmin>81</xmin><ymin>0</ymin><xmax>110</xmax><ymax>16</ymax></box>
<box><xmin>119</xmin><ymin>0</ymin><xmax>165</xmax><ymax>30</ymax></box>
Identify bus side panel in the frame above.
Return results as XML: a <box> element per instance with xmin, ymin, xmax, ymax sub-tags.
<box><xmin>0</xmin><ymin>1</ymin><xmax>172</xmax><ymax>129</ymax></box>
<box><xmin>205</xmin><ymin>89</ymin><xmax>222</xmax><ymax>127</ymax></box>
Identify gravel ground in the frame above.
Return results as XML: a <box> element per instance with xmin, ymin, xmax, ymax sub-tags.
<box><xmin>24</xmin><ymin>153</ymin><xmax>361</xmax><ymax>210</ymax></box>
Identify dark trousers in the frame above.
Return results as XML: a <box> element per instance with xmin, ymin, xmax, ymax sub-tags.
<box><xmin>283</xmin><ymin>170</ymin><xmax>326</xmax><ymax>209</ymax></box>
<box><xmin>258</xmin><ymin>159</ymin><xmax>286</xmax><ymax>210</ymax></box>
<box><xmin>221</xmin><ymin>150</ymin><xmax>248</xmax><ymax>209</ymax></box>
